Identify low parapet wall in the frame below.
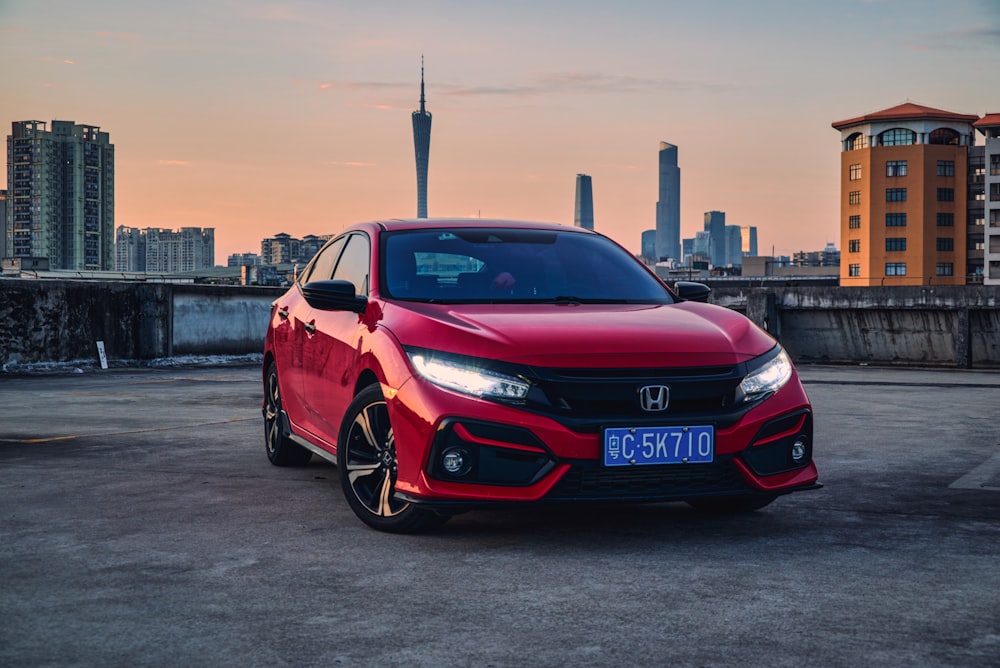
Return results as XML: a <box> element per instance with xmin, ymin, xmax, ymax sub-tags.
<box><xmin>1</xmin><ymin>280</ymin><xmax>998</xmax><ymax>369</ymax></box>
<box><xmin>0</xmin><ymin>279</ymin><xmax>282</xmax><ymax>367</ymax></box>
<box><xmin>712</xmin><ymin>285</ymin><xmax>1000</xmax><ymax>368</ymax></box>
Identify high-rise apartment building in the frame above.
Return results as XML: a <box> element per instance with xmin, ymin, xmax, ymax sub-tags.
<box><xmin>6</xmin><ymin>120</ymin><xmax>115</xmax><ymax>270</ymax></box>
<box><xmin>833</xmin><ymin>103</ymin><xmax>980</xmax><ymax>286</ymax></box>
<box><xmin>655</xmin><ymin>142</ymin><xmax>680</xmax><ymax>262</ymax></box>
<box><xmin>574</xmin><ymin>174</ymin><xmax>594</xmax><ymax>230</ymax></box>
<box><xmin>0</xmin><ymin>189</ymin><xmax>7</xmax><ymax>260</ymax></box>
<box><xmin>975</xmin><ymin>114</ymin><xmax>1000</xmax><ymax>285</ymax></box>
<box><xmin>115</xmin><ymin>226</ymin><xmax>214</xmax><ymax>273</ymax></box>
<box><xmin>412</xmin><ymin>59</ymin><xmax>432</xmax><ymax>218</ymax></box>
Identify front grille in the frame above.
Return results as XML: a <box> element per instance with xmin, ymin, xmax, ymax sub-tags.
<box><xmin>546</xmin><ymin>457</ymin><xmax>748</xmax><ymax>501</ymax></box>
<box><xmin>520</xmin><ymin>364</ymin><xmax>747</xmax><ymax>429</ymax></box>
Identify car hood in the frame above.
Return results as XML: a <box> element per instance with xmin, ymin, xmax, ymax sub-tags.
<box><xmin>379</xmin><ymin>301</ymin><xmax>777</xmax><ymax>368</ymax></box>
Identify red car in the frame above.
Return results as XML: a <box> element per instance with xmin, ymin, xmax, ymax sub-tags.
<box><xmin>262</xmin><ymin>219</ymin><xmax>819</xmax><ymax>532</ymax></box>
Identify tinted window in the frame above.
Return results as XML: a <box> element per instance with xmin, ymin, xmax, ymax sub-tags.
<box><xmin>382</xmin><ymin>228</ymin><xmax>673</xmax><ymax>304</ymax></box>
<box><xmin>333</xmin><ymin>234</ymin><xmax>371</xmax><ymax>296</ymax></box>
<box><xmin>299</xmin><ymin>237</ymin><xmax>345</xmax><ymax>285</ymax></box>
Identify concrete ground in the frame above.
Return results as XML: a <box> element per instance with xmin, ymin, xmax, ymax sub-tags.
<box><xmin>1</xmin><ymin>364</ymin><xmax>998</xmax><ymax>667</ymax></box>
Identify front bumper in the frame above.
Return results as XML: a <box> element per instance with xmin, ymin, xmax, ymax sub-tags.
<box><xmin>387</xmin><ymin>375</ymin><xmax>820</xmax><ymax>510</ymax></box>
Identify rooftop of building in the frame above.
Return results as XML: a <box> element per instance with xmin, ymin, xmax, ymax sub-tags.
<box><xmin>832</xmin><ymin>102</ymin><xmax>980</xmax><ymax>130</ymax></box>
<box><xmin>974</xmin><ymin>113</ymin><xmax>1000</xmax><ymax>129</ymax></box>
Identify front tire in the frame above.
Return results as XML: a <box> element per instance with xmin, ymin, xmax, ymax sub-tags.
<box><xmin>337</xmin><ymin>385</ymin><xmax>448</xmax><ymax>533</ymax></box>
<box><xmin>263</xmin><ymin>362</ymin><xmax>312</xmax><ymax>467</ymax></box>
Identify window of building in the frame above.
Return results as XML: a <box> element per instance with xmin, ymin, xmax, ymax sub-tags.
<box><xmin>886</xmin><ymin>188</ymin><xmax>907</xmax><ymax>202</ymax></box>
<box><xmin>991</xmin><ymin>183</ymin><xmax>1000</xmax><ymax>202</ymax></box>
<box><xmin>849</xmin><ymin>215</ymin><xmax>861</xmax><ymax>229</ymax></box>
<box><xmin>849</xmin><ymin>264</ymin><xmax>860</xmax><ymax>277</ymax></box>
<box><xmin>886</xmin><ymin>160</ymin><xmax>907</xmax><ymax>177</ymax></box>
<box><xmin>885</xmin><ymin>238</ymin><xmax>907</xmax><ymax>251</ymax></box>
<box><xmin>885</xmin><ymin>263</ymin><xmax>907</xmax><ymax>276</ymax></box>
<box><xmin>991</xmin><ymin>154</ymin><xmax>1000</xmax><ymax>176</ymax></box>
<box><xmin>991</xmin><ymin>210</ymin><xmax>1000</xmax><ymax>227</ymax></box>
<box><xmin>974</xmin><ymin>188</ymin><xmax>986</xmax><ymax>202</ymax></box>
<box><xmin>849</xmin><ymin>163</ymin><xmax>862</xmax><ymax>181</ymax></box>
<box><xmin>936</xmin><ymin>238</ymin><xmax>954</xmax><ymax>252</ymax></box>
<box><xmin>936</xmin><ymin>160</ymin><xmax>955</xmax><ymax>177</ymax></box>
<box><xmin>936</xmin><ymin>263</ymin><xmax>954</xmax><ymax>276</ymax></box>
<box><xmin>847</xmin><ymin>133</ymin><xmax>867</xmax><ymax>151</ymax></box>
<box><xmin>936</xmin><ymin>213</ymin><xmax>954</xmax><ymax>227</ymax></box>
<box><xmin>937</xmin><ymin>188</ymin><xmax>954</xmax><ymax>202</ymax></box>
<box><xmin>849</xmin><ymin>191</ymin><xmax>861</xmax><ymax>205</ymax></box>
<box><xmin>849</xmin><ymin>239</ymin><xmax>861</xmax><ymax>253</ymax></box>
<box><xmin>886</xmin><ymin>213</ymin><xmax>907</xmax><ymax>227</ymax></box>
<box><xmin>928</xmin><ymin>128</ymin><xmax>960</xmax><ymax>145</ymax></box>
<box><xmin>879</xmin><ymin>128</ymin><xmax>916</xmax><ymax>146</ymax></box>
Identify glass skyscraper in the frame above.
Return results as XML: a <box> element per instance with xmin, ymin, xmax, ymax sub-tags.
<box><xmin>655</xmin><ymin>141</ymin><xmax>680</xmax><ymax>262</ymax></box>
<box><xmin>574</xmin><ymin>174</ymin><xmax>594</xmax><ymax>229</ymax></box>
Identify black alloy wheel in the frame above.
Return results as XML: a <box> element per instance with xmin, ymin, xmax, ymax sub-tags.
<box><xmin>263</xmin><ymin>362</ymin><xmax>312</xmax><ymax>466</ymax></box>
<box><xmin>337</xmin><ymin>384</ymin><xmax>448</xmax><ymax>533</ymax></box>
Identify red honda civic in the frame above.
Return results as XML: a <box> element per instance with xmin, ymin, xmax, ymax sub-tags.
<box><xmin>262</xmin><ymin>219</ymin><xmax>819</xmax><ymax>532</ymax></box>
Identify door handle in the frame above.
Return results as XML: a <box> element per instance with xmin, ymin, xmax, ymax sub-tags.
<box><xmin>304</xmin><ymin>321</ymin><xmax>316</xmax><ymax>335</ymax></box>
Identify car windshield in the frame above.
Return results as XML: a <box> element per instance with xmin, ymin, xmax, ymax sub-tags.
<box><xmin>381</xmin><ymin>227</ymin><xmax>674</xmax><ymax>304</ymax></box>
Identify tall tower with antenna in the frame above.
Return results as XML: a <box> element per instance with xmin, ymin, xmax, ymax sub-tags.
<box><xmin>412</xmin><ymin>57</ymin><xmax>432</xmax><ymax>218</ymax></box>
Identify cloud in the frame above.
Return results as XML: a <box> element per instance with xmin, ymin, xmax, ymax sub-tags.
<box><xmin>40</xmin><ymin>57</ymin><xmax>76</xmax><ymax>65</ymax></box>
<box><xmin>908</xmin><ymin>25</ymin><xmax>1000</xmax><ymax>51</ymax></box>
<box><xmin>157</xmin><ymin>160</ymin><xmax>191</xmax><ymax>166</ymax></box>
<box><xmin>96</xmin><ymin>31</ymin><xmax>139</xmax><ymax>41</ymax></box>
<box><xmin>324</xmin><ymin>161</ymin><xmax>377</xmax><ymax>167</ymax></box>
<box><xmin>244</xmin><ymin>4</ymin><xmax>307</xmax><ymax>22</ymax></box>
<box><xmin>313</xmin><ymin>71</ymin><xmax>721</xmax><ymax>102</ymax></box>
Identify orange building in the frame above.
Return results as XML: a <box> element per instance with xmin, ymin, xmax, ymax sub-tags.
<box><xmin>832</xmin><ymin>103</ymin><xmax>980</xmax><ymax>286</ymax></box>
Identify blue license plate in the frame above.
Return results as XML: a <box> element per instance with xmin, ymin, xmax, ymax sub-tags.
<box><xmin>603</xmin><ymin>425</ymin><xmax>714</xmax><ymax>467</ymax></box>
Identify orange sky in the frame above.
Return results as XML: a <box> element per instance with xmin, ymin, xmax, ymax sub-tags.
<box><xmin>2</xmin><ymin>1</ymin><xmax>998</xmax><ymax>262</ymax></box>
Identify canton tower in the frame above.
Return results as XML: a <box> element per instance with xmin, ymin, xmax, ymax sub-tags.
<box><xmin>412</xmin><ymin>58</ymin><xmax>432</xmax><ymax>218</ymax></box>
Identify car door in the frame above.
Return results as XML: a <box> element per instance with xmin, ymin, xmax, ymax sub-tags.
<box><xmin>283</xmin><ymin>236</ymin><xmax>345</xmax><ymax>436</ymax></box>
<box><xmin>300</xmin><ymin>232</ymin><xmax>372</xmax><ymax>444</ymax></box>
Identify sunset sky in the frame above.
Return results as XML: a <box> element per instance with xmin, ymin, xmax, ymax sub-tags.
<box><xmin>2</xmin><ymin>0</ymin><xmax>998</xmax><ymax>262</ymax></box>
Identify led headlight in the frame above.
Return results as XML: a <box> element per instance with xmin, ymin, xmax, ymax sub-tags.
<box><xmin>408</xmin><ymin>351</ymin><xmax>530</xmax><ymax>401</ymax></box>
<box><xmin>739</xmin><ymin>346</ymin><xmax>793</xmax><ymax>402</ymax></box>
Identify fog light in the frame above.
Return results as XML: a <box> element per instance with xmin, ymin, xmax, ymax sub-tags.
<box><xmin>442</xmin><ymin>448</ymin><xmax>470</xmax><ymax>475</ymax></box>
<box><xmin>791</xmin><ymin>438</ymin><xmax>808</xmax><ymax>462</ymax></box>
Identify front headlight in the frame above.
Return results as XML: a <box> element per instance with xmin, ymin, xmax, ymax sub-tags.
<box><xmin>739</xmin><ymin>346</ymin><xmax>793</xmax><ymax>402</ymax></box>
<box><xmin>407</xmin><ymin>351</ymin><xmax>530</xmax><ymax>401</ymax></box>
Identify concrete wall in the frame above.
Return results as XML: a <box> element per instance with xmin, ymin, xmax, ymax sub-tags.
<box><xmin>0</xmin><ymin>279</ymin><xmax>281</xmax><ymax>366</ymax></box>
<box><xmin>713</xmin><ymin>285</ymin><xmax>1000</xmax><ymax>368</ymax></box>
<box><xmin>2</xmin><ymin>280</ymin><xmax>998</xmax><ymax>369</ymax></box>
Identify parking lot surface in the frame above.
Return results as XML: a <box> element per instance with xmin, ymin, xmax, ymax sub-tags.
<box><xmin>1</xmin><ymin>364</ymin><xmax>999</xmax><ymax>667</ymax></box>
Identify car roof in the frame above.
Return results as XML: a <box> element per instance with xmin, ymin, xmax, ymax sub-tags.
<box><xmin>368</xmin><ymin>218</ymin><xmax>594</xmax><ymax>234</ymax></box>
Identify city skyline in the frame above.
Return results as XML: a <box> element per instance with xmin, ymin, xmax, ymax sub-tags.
<box><xmin>1</xmin><ymin>1</ymin><xmax>997</xmax><ymax>262</ymax></box>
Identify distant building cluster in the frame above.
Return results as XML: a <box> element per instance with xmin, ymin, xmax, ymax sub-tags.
<box><xmin>5</xmin><ymin>98</ymin><xmax>999</xmax><ymax>288</ymax></box>
<box><xmin>258</xmin><ymin>232</ymin><xmax>332</xmax><ymax>267</ymax></box>
<box><xmin>115</xmin><ymin>226</ymin><xmax>215</xmax><ymax>273</ymax></box>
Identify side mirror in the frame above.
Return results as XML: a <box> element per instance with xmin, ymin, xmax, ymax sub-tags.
<box><xmin>673</xmin><ymin>281</ymin><xmax>712</xmax><ymax>303</ymax></box>
<box><xmin>301</xmin><ymin>280</ymin><xmax>368</xmax><ymax>313</ymax></box>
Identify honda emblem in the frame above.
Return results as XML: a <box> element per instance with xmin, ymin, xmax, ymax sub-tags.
<box><xmin>638</xmin><ymin>385</ymin><xmax>670</xmax><ymax>412</ymax></box>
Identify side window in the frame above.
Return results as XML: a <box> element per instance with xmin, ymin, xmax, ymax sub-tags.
<box><xmin>333</xmin><ymin>234</ymin><xmax>371</xmax><ymax>296</ymax></box>
<box><xmin>299</xmin><ymin>237</ymin><xmax>345</xmax><ymax>285</ymax></box>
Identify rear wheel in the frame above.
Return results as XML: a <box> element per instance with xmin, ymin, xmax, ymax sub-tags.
<box><xmin>337</xmin><ymin>385</ymin><xmax>448</xmax><ymax>533</ymax></box>
<box><xmin>686</xmin><ymin>495</ymin><xmax>777</xmax><ymax>514</ymax></box>
<box><xmin>263</xmin><ymin>362</ymin><xmax>313</xmax><ymax>467</ymax></box>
